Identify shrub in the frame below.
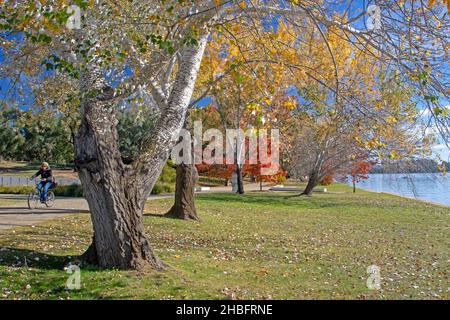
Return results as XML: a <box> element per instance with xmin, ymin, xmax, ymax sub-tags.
<box><xmin>55</xmin><ymin>184</ymin><xmax>84</xmax><ymax>197</ymax></box>
<box><xmin>0</xmin><ymin>185</ymin><xmax>34</xmax><ymax>194</ymax></box>
<box><xmin>151</xmin><ymin>161</ymin><xmax>176</xmax><ymax>194</ymax></box>
<box><xmin>157</xmin><ymin>160</ymin><xmax>176</xmax><ymax>184</ymax></box>
<box><xmin>319</xmin><ymin>174</ymin><xmax>334</xmax><ymax>186</ymax></box>
<box><xmin>151</xmin><ymin>184</ymin><xmax>163</xmax><ymax>195</ymax></box>
<box><xmin>0</xmin><ymin>184</ymin><xmax>83</xmax><ymax>197</ymax></box>
<box><xmin>151</xmin><ymin>182</ymin><xmax>175</xmax><ymax>195</ymax></box>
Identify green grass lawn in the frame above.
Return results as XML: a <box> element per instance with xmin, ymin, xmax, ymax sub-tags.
<box><xmin>0</xmin><ymin>186</ymin><xmax>449</xmax><ymax>300</ymax></box>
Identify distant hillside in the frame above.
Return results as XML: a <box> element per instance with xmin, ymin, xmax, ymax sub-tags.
<box><xmin>371</xmin><ymin>159</ymin><xmax>450</xmax><ymax>174</ymax></box>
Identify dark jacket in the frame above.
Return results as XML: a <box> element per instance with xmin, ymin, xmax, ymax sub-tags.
<box><xmin>32</xmin><ymin>168</ymin><xmax>54</xmax><ymax>182</ymax></box>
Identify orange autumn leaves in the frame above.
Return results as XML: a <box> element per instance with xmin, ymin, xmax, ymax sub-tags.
<box><xmin>428</xmin><ymin>0</ymin><xmax>450</xmax><ymax>10</ymax></box>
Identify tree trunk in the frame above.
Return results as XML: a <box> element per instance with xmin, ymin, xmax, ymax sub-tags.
<box><xmin>236</xmin><ymin>165</ymin><xmax>244</xmax><ymax>194</ymax></box>
<box><xmin>75</xmin><ymin>94</ymin><xmax>165</xmax><ymax>270</ymax></box>
<box><xmin>165</xmin><ymin>163</ymin><xmax>199</xmax><ymax>220</ymax></box>
<box><xmin>74</xmin><ymin>66</ymin><xmax>166</xmax><ymax>269</ymax></box>
<box><xmin>74</xmin><ymin>34</ymin><xmax>208</xmax><ymax>270</ymax></box>
<box><xmin>353</xmin><ymin>180</ymin><xmax>356</xmax><ymax>193</ymax></box>
<box><xmin>301</xmin><ymin>172</ymin><xmax>318</xmax><ymax>196</ymax></box>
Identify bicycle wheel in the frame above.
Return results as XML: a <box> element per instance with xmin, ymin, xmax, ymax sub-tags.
<box><xmin>27</xmin><ymin>191</ymin><xmax>39</xmax><ymax>209</ymax></box>
<box><xmin>45</xmin><ymin>191</ymin><xmax>55</xmax><ymax>207</ymax></box>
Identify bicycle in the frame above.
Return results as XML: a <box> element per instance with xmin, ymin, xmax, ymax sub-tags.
<box><xmin>27</xmin><ymin>179</ymin><xmax>56</xmax><ymax>209</ymax></box>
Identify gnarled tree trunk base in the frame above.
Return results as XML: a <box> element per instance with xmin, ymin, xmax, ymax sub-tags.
<box><xmin>80</xmin><ymin>237</ymin><xmax>167</xmax><ymax>270</ymax></box>
<box><xmin>165</xmin><ymin>206</ymin><xmax>200</xmax><ymax>221</ymax></box>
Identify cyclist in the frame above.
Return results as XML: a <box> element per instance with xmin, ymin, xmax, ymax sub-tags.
<box><xmin>31</xmin><ymin>162</ymin><xmax>55</xmax><ymax>203</ymax></box>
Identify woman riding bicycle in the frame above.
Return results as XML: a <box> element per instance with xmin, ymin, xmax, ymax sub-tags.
<box><xmin>31</xmin><ymin>162</ymin><xmax>55</xmax><ymax>203</ymax></box>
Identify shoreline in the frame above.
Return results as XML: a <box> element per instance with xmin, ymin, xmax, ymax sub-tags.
<box><xmin>360</xmin><ymin>187</ymin><xmax>450</xmax><ymax>209</ymax></box>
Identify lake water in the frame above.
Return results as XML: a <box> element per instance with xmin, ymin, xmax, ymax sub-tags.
<box><xmin>348</xmin><ymin>173</ymin><xmax>450</xmax><ymax>206</ymax></box>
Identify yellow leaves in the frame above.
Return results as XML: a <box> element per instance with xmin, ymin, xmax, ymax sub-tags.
<box><xmin>387</xmin><ymin>149</ymin><xmax>400</xmax><ymax>160</ymax></box>
<box><xmin>429</xmin><ymin>0</ymin><xmax>436</xmax><ymax>6</ymax></box>
<box><xmin>230</xmin><ymin>24</ymin><xmax>241</xmax><ymax>35</ymax></box>
<box><xmin>246</xmin><ymin>102</ymin><xmax>261</xmax><ymax>113</ymax></box>
<box><xmin>264</xmin><ymin>97</ymin><xmax>272</xmax><ymax>106</ymax></box>
<box><xmin>283</xmin><ymin>100</ymin><xmax>297</xmax><ymax>109</ymax></box>
<box><xmin>374</xmin><ymin>101</ymin><xmax>383</xmax><ymax>111</ymax></box>
<box><xmin>229</xmin><ymin>44</ymin><xmax>239</xmax><ymax>57</ymax></box>
<box><xmin>386</xmin><ymin>115</ymin><xmax>397</xmax><ymax>124</ymax></box>
<box><xmin>350</xmin><ymin>57</ymin><xmax>358</xmax><ymax>68</ymax></box>
<box><xmin>366</xmin><ymin>137</ymin><xmax>386</xmax><ymax>150</ymax></box>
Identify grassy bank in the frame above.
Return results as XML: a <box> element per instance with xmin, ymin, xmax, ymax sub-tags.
<box><xmin>0</xmin><ymin>186</ymin><xmax>448</xmax><ymax>299</ymax></box>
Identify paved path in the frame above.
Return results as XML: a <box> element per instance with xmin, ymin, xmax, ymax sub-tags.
<box><xmin>0</xmin><ymin>183</ymin><xmax>272</xmax><ymax>230</ymax></box>
<box><xmin>0</xmin><ymin>195</ymin><xmax>90</xmax><ymax>230</ymax></box>
<box><xmin>0</xmin><ymin>194</ymin><xmax>175</xmax><ymax>230</ymax></box>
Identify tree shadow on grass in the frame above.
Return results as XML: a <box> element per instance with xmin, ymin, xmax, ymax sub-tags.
<box><xmin>143</xmin><ymin>213</ymin><xmax>167</xmax><ymax>218</ymax></box>
<box><xmin>0</xmin><ymin>247</ymin><xmax>125</xmax><ymax>299</ymax></box>
<box><xmin>0</xmin><ymin>247</ymin><xmax>79</xmax><ymax>270</ymax></box>
<box><xmin>0</xmin><ymin>247</ymin><xmax>109</xmax><ymax>273</ymax></box>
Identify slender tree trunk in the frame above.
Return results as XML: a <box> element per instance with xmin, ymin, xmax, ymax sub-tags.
<box><xmin>165</xmin><ymin>163</ymin><xmax>199</xmax><ymax>220</ymax></box>
<box><xmin>236</xmin><ymin>165</ymin><xmax>244</xmax><ymax>194</ymax></box>
<box><xmin>353</xmin><ymin>180</ymin><xmax>356</xmax><ymax>193</ymax></box>
<box><xmin>301</xmin><ymin>172</ymin><xmax>318</xmax><ymax>196</ymax></box>
<box><xmin>164</xmin><ymin>113</ymin><xmax>199</xmax><ymax>220</ymax></box>
<box><xmin>300</xmin><ymin>153</ymin><xmax>325</xmax><ymax>197</ymax></box>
